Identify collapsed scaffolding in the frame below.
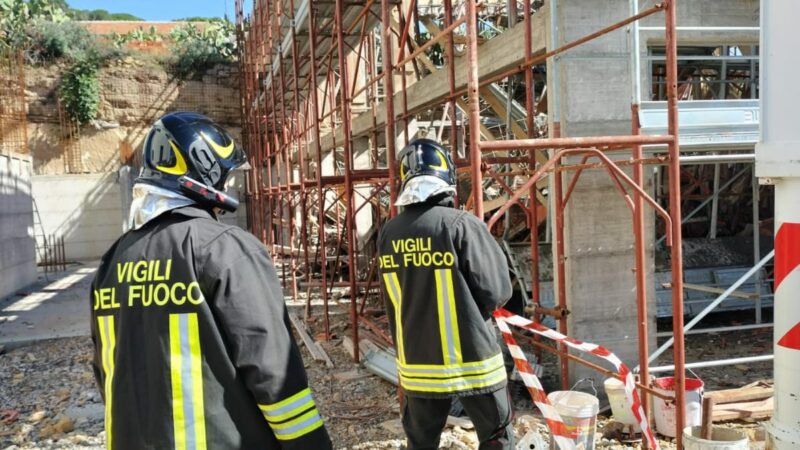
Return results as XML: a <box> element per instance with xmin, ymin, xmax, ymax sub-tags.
<box><xmin>235</xmin><ymin>0</ymin><xmax>688</xmax><ymax>447</ymax></box>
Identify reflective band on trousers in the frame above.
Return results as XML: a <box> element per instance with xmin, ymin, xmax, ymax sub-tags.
<box><xmin>382</xmin><ymin>272</ymin><xmax>406</xmax><ymax>365</ymax></box>
<box><xmin>169</xmin><ymin>313</ymin><xmax>207</xmax><ymax>450</ymax></box>
<box><xmin>435</xmin><ymin>268</ymin><xmax>462</xmax><ymax>365</ymax></box>
<box><xmin>97</xmin><ymin>315</ymin><xmax>116</xmax><ymax>450</ymax></box>
<box><xmin>259</xmin><ymin>388</ymin><xmax>324</xmax><ymax>440</ymax></box>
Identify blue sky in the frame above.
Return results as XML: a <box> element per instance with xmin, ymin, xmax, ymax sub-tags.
<box><xmin>67</xmin><ymin>0</ymin><xmax>253</xmax><ymax>21</ymax></box>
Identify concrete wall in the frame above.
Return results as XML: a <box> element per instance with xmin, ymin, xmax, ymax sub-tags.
<box><xmin>31</xmin><ymin>171</ymin><xmax>248</xmax><ymax>262</ymax></box>
<box><xmin>0</xmin><ymin>153</ymin><xmax>37</xmax><ymax>300</ymax></box>
<box><xmin>32</xmin><ymin>173</ymin><xmax>127</xmax><ymax>261</ymax></box>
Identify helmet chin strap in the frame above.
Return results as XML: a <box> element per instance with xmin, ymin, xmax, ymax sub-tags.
<box><xmin>178</xmin><ymin>175</ymin><xmax>239</xmax><ymax>212</ymax></box>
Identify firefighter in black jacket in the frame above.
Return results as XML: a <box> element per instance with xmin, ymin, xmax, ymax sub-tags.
<box><xmin>90</xmin><ymin>112</ymin><xmax>332</xmax><ymax>450</ymax></box>
<box><xmin>377</xmin><ymin>138</ymin><xmax>515</xmax><ymax>450</ymax></box>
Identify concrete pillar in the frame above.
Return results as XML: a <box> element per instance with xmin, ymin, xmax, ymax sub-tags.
<box><xmin>547</xmin><ymin>0</ymin><xmax>656</xmax><ymax>386</ymax></box>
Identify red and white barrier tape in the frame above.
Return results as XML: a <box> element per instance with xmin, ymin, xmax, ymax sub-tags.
<box><xmin>493</xmin><ymin>308</ymin><xmax>659</xmax><ymax>450</ymax></box>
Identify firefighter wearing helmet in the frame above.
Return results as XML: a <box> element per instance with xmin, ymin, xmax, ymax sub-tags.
<box><xmin>90</xmin><ymin>112</ymin><xmax>332</xmax><ymax>449</ymax></box>
<box><xmin>377</xmin><ymin>138</ymin><xmax>515</xmax><ymax>449</ymax></box>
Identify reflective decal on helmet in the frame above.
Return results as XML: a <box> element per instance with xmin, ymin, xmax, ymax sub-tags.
<box><xmin>156</xmin><ymin>141</ymin><xmax>188</xmax><ymax>176</ymax></box>
<box><xmin>429</xmin><ymin>149</ymin><xmax>449</xmax><ymax>171</ymax></box>
<box><xmin>200</xmin><ymin>131</ymin><xmax>234</xmax><ymax>158</ymax></box>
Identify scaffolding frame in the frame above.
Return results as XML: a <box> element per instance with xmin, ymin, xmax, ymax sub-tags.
<box><xmin>236</xmin><ymin>0</ymin><xmax>688</xmax><ymax>446</ymax></box>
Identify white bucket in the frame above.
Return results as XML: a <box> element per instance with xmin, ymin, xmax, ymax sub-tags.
<box><xmin>653</xmin><ymin>377</ymin><xmax>704</xmax><ymax>438</ymax></box>
<box><xmin>547</xmin><ymin>391</ymin><xmax>599</xmax><ymax>450</ymax></box>
<box><xmin>682</xmin><ymin>426</ymin><xmax>749</xmax><ymax>450</ymax></box>
<box><xmin>603</xmin><ymin>378</ymin><xmax>640</xmax><ymax>433</ymax></box>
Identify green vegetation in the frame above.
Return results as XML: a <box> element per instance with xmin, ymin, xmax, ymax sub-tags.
<box><xmin>110</xmin><ymin>26</ymin><xmax>162</xmax><ymax>48</ymax></box>
<box><xmin>169</xmin><ymin>20</ymin><xmax>236</xmax><ymax>77</ymax></box>
<box><xmin>0</xmin><ymin>0</ymin><xmax>237</xmax><ymax>120</ymax></box>
<box><xmin>58</xmin><ymin>57</ymin><xmax>101</xmax><ymax>124</ymax></box>
<box><xmin>0</xmin><ymin>0</ymin><xmax>70</xmax><ymax>48</ymax></box>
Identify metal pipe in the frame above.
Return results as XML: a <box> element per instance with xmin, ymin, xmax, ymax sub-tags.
<box><xmin>480</xmin><ymin>134</ymin><xmax>674</xmax><ymax>151</ymax></box>
<box><xmin>553</xmin><ymin>155</ymin><xmax>569</xmax><ymax>390</ymax></box>
<box><xmin>665</xmin><ymin>1</ymin><xmax>687</xmax><ymax>443</ymax></box>
<box><xmin>752</xmin><ymin>169</ymin><xmax>762</xmax><ymax>324</ymax></box>
<box><xmin>466</xmin><ymin>0</ymin><xmax>484</xmax><ymax>218</ymax></box>
<box><xmin>381</xmin><ymin>0</ymin><xmax>398</xmax><ymax>216</ymax></box>
<box><xmin>638</xmin><ymin>26</ymin><xmax>759</xmax><ymax>31</ymax></box>
<box><xmin>335</xmin><ymin>0</ymin><xmax>360</xmax><ymax>363</ymax></box>
<box><xmin>675</xmin><ymin>154</ymin><xmax>755</xmax><ymax>164</ymax></box>
<box><xmin>523</xmin><ymin>0</ymin><xmax>543</xmax><ymax>362</ymax></box>
<box><xmin>631</xmin><ymin>101</ymin><xmax>652</xmax><ymax>441</ymax></box>
<box><xmin>656</xmin><ymin>323</ymin><xmax>773</xmax><ymax>337</ymax></box>
<box><xmin>307</xmin><ymin>3</ymin><xmax>330</xmax><ymax>339</ymax></box>
<box><xmin>444</xmin><ymin>0</ymin><xmax>459</xmax><ymax>197</ymax></box>
<box><xmin>709</xmin><ymin>162</ymin><xmax>721</xmax><ymax>239</ymax></box>
<box><xmin>649</xmin><ymin>355</ymin><xmax>774</xmax><ymax>374</ymax></box>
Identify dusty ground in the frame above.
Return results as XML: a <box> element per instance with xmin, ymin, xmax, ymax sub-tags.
<box><xmin>0</xmin><ymin>307</ymin><xmax>770</xmax><ymax>449</ymax></box>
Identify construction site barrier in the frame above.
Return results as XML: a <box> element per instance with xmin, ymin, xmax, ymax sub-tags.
<box><xmin>494</xmin><ymin>308</ymin><xmax>659</xmax><ymax>450</ymax></box>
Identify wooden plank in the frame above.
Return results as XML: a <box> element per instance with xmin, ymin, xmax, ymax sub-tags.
<box><xmin>706</xmin><ymin>385</ymin><xmax>774</xmax><ymax>404</ymax></box>
<box><xmin>712</xmin><ymin>397</ymin><xmax>773</xmax><ymax>422</ymax></box>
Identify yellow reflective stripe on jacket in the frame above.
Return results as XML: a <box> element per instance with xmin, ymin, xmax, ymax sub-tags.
<box><xmin>399</xmin><ymin>363</ymin><xmax>507</xmax><ymax>393</ymax></box>
<box><xmin>435</xmin><ymin>268</ymin><xmax>462</xmax><ymax>365</ymax></box>
<box><xmin>97</xmin><ymin>315</ymin><xmax>116</xmax><ymax>450</ymax></box>
<box><xmin>398</xmin><ymin>353</ymin><xmax>504</xmax><ymax>378</ymax></box>
<box><xmin>169</xmin><ymin>313</ymin><xmax>207</xmax><ymax>450</ymax></box>
<box><xmin>382</xmin><ymin>272</ymin><xmax>406</xmax><ymax>365</ymax></box>
<box><xmin>259</xmin><ymin>387</ymin><xmax>315</xmax><ymax>423</ymax></box>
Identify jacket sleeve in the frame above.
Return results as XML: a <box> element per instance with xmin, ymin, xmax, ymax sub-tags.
<box><xmin>201</xmin><ymin>231</ymin><xmax>332</xmax><ymax>449</ymax></box>
<box><xmin>454</xmin><ymin>214</ymin><xmax>513</xmax><ymax>316</ymax></box>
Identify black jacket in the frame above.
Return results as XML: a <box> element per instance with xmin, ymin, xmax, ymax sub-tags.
<box><xmin>90</xmin><ymin>206</ymin><xmax>332</xmax><ymax>450</ymax></box>
<box><xmin>377</xmin><ymin>196</ymin><xmax>512</xmax><ymax>399</ymax></box>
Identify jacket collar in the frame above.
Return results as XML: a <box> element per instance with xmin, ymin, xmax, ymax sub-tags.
<box><xmin>169</xmin><ymin>205</ymin><xmax>218</xmax><ymax>221</ymax></box>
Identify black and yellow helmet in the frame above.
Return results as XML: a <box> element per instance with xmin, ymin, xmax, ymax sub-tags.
<box><xmin>397</xmin><ymin>138</ymin><xmax>456</xmax><ymax>190</ymax></box>
<box><xmin>138</xmin><ymin>112</ymin><xmax>247</xmax><ymax>211</ymax></box>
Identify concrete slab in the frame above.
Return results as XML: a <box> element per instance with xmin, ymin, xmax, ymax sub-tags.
<box><xmin>0</xmin><ymin>263</ymin><xmax>97</xmax><ymax>347</ymax></box>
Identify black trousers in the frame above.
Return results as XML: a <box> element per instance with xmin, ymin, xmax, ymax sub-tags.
<box><xmin>401</xmin><ymin>387</ymin><xmax>514</xmax><ymax>450</ymax></box>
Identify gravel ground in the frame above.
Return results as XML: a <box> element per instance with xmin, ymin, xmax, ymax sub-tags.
<box><xmin>0</xmin><ymin>310</ymin><xmax>771</xmax><ymax>450</ymax></box>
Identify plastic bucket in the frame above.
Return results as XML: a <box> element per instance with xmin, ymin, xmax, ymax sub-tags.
<box><xmin>603</xmin><ymin>378</ymin><xmax>640</xmax><ymax>432</ymax></box>
<box><xmin>653</xmin><ymin>376</ymin><xmax>704</xmax><ymax>438</ymax></box>
<box><xmin>547</xmin><ymin>391</ymin><xmax>599</xmax><ymax>450</ymax></box>
<box><xmin>682</xmin><ymin>426</ymin><xmax>749</xmax><ymax>450</ymax></box>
